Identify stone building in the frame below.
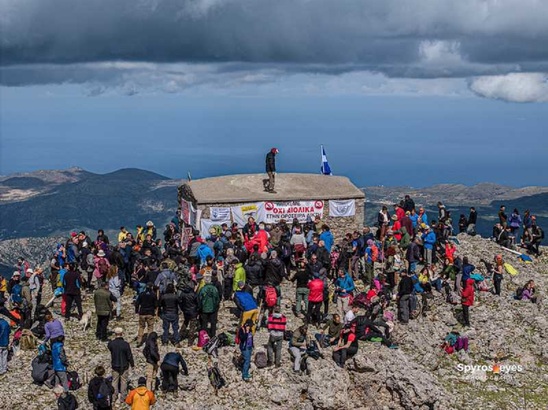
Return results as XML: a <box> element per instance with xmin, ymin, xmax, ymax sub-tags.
<box><xmin>177</xmin><ymin>173</ymin><xmax>365</xmax><ymax>243</ymax></box>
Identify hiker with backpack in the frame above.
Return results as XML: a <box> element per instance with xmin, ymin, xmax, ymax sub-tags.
<box><xmin>135</xmin><ymin>282</ymin><xmax>157</xmax><ymax>348</ymax></box>
<box><xmin>0</xmin><ymin>317</ymin><xmax>10</xmax><ymax>375</ymax></box>
<box><xmin>237</xmin><ymin>319</ymin><xmax>254</xmax><ymax>382</ymax></box>
<box><xmin>155</xmin><ymin>262</ymin><xmax>177</xmax><ymax>295</ymax></box>
<box><xmin>334</xmin><ymin>268</ymin><xmax>355</xmax><ymax>318</ymax></box>
<box><xmin>266</xmin><ymin>307</ymin><xmax>286</xmax><ymax>367</ymax></box>
<box><xmin>233</xmin><ymin>281</ymin><xmax>259</xmax><ymax>333</ymax></box>
<box><xmin>264</xmin><ymin>250</ymin><xmax>285</xmax><ymax>306</ymax></box>
<box><xmin>160</xmin><ymin>350</ymin><xmax>188</xmax><ymax>392</ymax></box>
<box><xmin>198</xmin><ymin>276</ymin><xmax>221</xmax><ymax>337</ymax></box>
<box><xmin>143</xmin><ymin>332</ymin><xmax>160</xmax><ymax>391</ymax></box>
<box><xmin>125</xmin><ymin>376</ymin><xmax>156</xmax><ymax>408</ymax></box>
<box><xmin>87</xmin><ymin>365</ymin><xmax>114</xmax><ymax>410</ymax></box>
<box><xmin>63</xmin><ymin>262</ymin><xmax>83</xmax><ymax>322</ymax></box>
<box><xmin>178</xmin><ymin>282</ymin><xmax>199</xmax><ymax>347</ymax></box>
<box><xmin>289</xmin><ymin>324</ymin><xmax>309</xmax><ymax>373</ymax></box>
<box><xmin>307</xmin><ymin>272</ymin><xmax>324</xmax><ymax>327</ymax></box>
<box><xmin>460</xmin><ymin>279</ymin><xmax>475</xmax><ymax>327</ymax></box>
<box><xmin>159</xmin><ymin>284</ymin><xmax>181</xmax><ymax>346</ymax></box>
<box><xmin>94</xmin><ymin>250</ymin><xmax>111</xmax><ymax>288</ymax></box>
<box><xmin>108</xmin><ymin>327</ymin><xmax>135</xmax><ymax>403</ymax></box>
<box><xmin>94</xmin><ymin>282</ymin><xmax>118</xmax><ymax>342</ymax></box>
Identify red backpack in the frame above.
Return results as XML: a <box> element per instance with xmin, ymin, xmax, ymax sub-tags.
<box><xmin>264</xmin><ymin>286</ymin><xmax>277</xmax><ymax>308</ymax></box>
<box><xmin>370</xmin><ymin>245</ymin><xmax>379</xmax><ymax>262</ymax></box>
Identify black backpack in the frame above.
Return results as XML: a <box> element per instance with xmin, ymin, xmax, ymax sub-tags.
<box><xmin>95</xmin><ymin>378</ymin><xmax>112</xmax><ymax>408</ymax></box>
<box><xmin>67</xmin><ymin>370</ymin><xmax>82</xmax><ymax>390</ymax></box>
<box><xmin>515</xmin><ymin>287</ymin><xmax>525</xmax><ymax>300</ymax></box>
<box><xmin>208</xmin><ymin>365</ymin><xmax>226</xmax><ymax>390</ymax></box>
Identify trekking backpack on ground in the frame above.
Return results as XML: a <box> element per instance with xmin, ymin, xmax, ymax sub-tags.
<box><xmin>208</xmin><ymin>365</ymin><xmax>226</xmax><ymax>391</ymax></box>
<box><xmin>67</xmin><ymin>370</ymin><xmax>82</xmax><ymax>390</ymax></box>
<box><xmin>254</xmin><ymin>351</ymin><xmax>268</xmax><ymax>368</ymax></box>
<box><xmin>198</xmin><ymin>330</ymin><xmax>210</xmax><ymax>348</ymax></box>
<box><xmin>204</xmin><ymin>336</ymin><xmax>221</xmax><ymax>357</ymax></box>
<box><xmin>264</xmin><ymin>286</ymin><xmax>277</xmax><ymax>308</ymax></box>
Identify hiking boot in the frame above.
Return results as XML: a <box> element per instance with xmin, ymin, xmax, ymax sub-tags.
<box><xmin>266</xmin><ymin>361</ymin><xmax>273</xmax><ymax>367</ymax></box>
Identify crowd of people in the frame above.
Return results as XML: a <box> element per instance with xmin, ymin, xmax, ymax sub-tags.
<box><xmin>0</xmin><ymin>197</ymin><xmax>544</xmax><ymax>409</ymax></box>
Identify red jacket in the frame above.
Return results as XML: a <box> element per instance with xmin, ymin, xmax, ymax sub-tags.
<box><xmin>396</xmin><ymin>207</ymin><xmax>405</xmax><ymax>221</ymax></box>
<box><xmin>461</xmin><ymin>279</ymin><xmax>475</xmax><ymax>306</ymax></box>
<box><xmin>308</xmin><ymin>278</ymin><xmax>324</xmax><ymax>302</ymax></box>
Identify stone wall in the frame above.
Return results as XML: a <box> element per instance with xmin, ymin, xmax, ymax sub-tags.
<box><xmin>179</xmin><ymin>183</ymin><xmax>365</xmax><ymax>242</ymax></box>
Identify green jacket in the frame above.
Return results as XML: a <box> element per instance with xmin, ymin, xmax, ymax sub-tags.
<box><xmin>94</xmin><ymin>288</ymin><xmax>117</xmax><ymax>316</ymax></box>
<box><xmin>198</xmin><ymin>283</ymin><xmax>220</xmax><ymax>314</ymax></box>
<box><xmin>232</xmin><ymin>264</ymin><xmax>246</xmax><ymax>292</ymax></box>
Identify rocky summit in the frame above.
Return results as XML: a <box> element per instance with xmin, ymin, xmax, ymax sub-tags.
<box><xmin>0</xmin><ymin>233</ymin><xmax>547</xmax><ymax>409</ymax></box>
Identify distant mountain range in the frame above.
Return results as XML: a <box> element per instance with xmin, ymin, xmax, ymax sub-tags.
<box><xmin>0</xmin><ymin>167</ymin><xmax>183</xmax><ymax>240</ymax></box>
<box><xmin>0</xmin><ymin>168</ymin><xmax>546</xmax><ymax>242</ymax></box>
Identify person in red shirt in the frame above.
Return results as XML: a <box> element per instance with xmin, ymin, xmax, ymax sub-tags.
<box><xmin>391</xmin><ymin>215</ymin><xmax>402</xmax><ymax>242</ymax></box>
<box><xmin>307</xmin><ymin>272</ymin><xmax>324</xmax><ymax>327</ymax></box>
<box><xmin>445</xmin><ymin>241</ymin><xmax>457</xmax><ymax>264</ymax></box>
<box><xmin>332</xmin><ymin>322</ymin><xmax>359</xmax><ymax>368</ymax></box>
<box><xmin>460</xmin><ymin>278</ymin><xmax>475</xmax><ymax>327</ymax></box>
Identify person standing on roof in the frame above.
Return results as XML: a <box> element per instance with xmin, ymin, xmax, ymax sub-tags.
<box><xmin>264</xmin><ymin>148</ymin><xmax>279</xmax><ymax>193</ymax></box>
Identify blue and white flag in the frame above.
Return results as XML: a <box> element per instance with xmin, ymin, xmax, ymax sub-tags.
<box><xmin>321</xmin><ymin>145</ymin><xmax>332</xmax><ymax>175</ymax></box>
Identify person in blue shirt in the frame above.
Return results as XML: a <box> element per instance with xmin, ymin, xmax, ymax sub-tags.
<box><xmin>233</xmin><ymin>282</ymin><xmax>259</xmax><ymax>333</ymax></box>
<box><xmin>334</xmin><ymin>269</ymin><xmax>355</xmax><ymax>318</ymax></box>
<box><xmin>238</xmin><ymin>319</ymin><xmax>254</xmax><ymax>382</ymax></box>
<box><xmin>421</xmin><ymin>226</ymin><xmax>436</xmax><ymax>266</ymax></box>
<box><xmin>319</xmin><ymin>225</ymin><xmax>334</xmax><ymax>253</ymax></box>
<box><xmin>0</xmin><ymin>317</ymin><xmax>11</xmax><ymax>375</ymax></box>
<box><xmin>52</xmin><ymin>339</ymin><xmax>69</xmax><ymax>392</ymax></box>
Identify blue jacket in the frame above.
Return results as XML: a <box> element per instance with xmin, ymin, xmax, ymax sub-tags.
<box><xmin>319</xmin><ymin>231</ymin><xmax>334</xmax><ymax>253</ymax></box>
<box><xmin>462</xmin><ymin>264</ymin><xmax>476</xmax><ymax>281</ymax></box>
<box><xmin>234</xmin><ymin>291</ymin><xmax>258</xmax><ymax>312</ymax></box>
<box><xmin>335</xmin><ymin>273</ymin><xmax>355</xmax><ymax>296</ymax></box>
<box><xmin>52</xmin><ymin>341</ymin><xmax>67</xmax><ymax>372</ymax></box>
<box><xmin>0</xmin><ymin>319</ymin><xmax>10</xmax><ymax>347</ymax></box>
<box><xmin>409</xmin><ymin>214</ymin><xmax>419</xmax><ymax>228</ymax></box>
<box><xmin>197</xmin><ymin>244</ymin><xmax>214</xmax><ymax>265</ymax></box>
<box><xmin>411</xmin><ymin>275</ymin><xmax>424</xmax><ymax>293</ymax></box>
<box><xmin>422</xmin><ymin>231</ymin><xmax>436</xmax><ymax>250</ymax></box>
<box><xmin>162</xmin><ymin>352</ymin><xmax>188</xmax><ymax>374</ymax></box>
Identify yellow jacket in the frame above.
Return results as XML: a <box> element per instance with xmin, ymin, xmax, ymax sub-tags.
<box><xmin>125</xmin><ymin>386</ymin><xmax>156</xmax><ymax>410</ymax></box>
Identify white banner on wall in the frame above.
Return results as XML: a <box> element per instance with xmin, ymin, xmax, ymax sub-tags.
<box><xmin>200</xmin><ymin>218</ymin><xmax>231</xmax><ymax>237</ymax></box>
<box><xmin>329</xmin><ymin>199</ymin><xmax>356</xmax><ymax>217</ymax></box>
<box><xmin>210</xmin><ymin>207</ymin><xmax>231</xmax><ymax>222</ymax></box>
<box><xmin>231</xmin><ymin>203</ymin><xmax>263</xmax><ymax>227</ymax></box>
<box><xmin>262</xmin><ymin>201</ymin><xmax>324</xmax><ymax>224</ymax></box>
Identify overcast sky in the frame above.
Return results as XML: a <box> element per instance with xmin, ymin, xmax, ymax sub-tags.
<box><xmin>1</xmin><ymin>0</ymin><xmax>547</xmax><ymax>186</ymax></box>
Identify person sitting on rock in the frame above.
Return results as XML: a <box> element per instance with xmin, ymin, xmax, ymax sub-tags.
<box><xmin>316</xmin><ymin>313</ymin><xmax>343</xmax><ymax>347</ymax></box>
<box><xmin>289</xmin><ymin>324</ymin><xmax>309</xmax><ymax>373</ymax></box>
<box><xmin>332</xmin><ymin>322</ymin><xmax>359</xmax><ymax>368</ymax></box>
<box><xmin>520</xmin><ymin>280</ymin><xmax>537</xmax><ymax>303</ymax></box>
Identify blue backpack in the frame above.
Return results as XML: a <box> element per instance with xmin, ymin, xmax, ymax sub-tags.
<box><xmin>11</xmin><ymin>283</ymin><xmax>23</xmax><ymax>304</ymax></box>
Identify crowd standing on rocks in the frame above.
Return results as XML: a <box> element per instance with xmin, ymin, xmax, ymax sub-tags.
<box><xmin>0</xmin><ymin>198</ymin><xmax>546</xmax><ymax>409</ymax></box>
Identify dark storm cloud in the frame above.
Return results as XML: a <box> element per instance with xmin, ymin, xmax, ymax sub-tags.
<box><xmin>1</xmin><ymin>0</ymin><xmax>547</xmax><ymax>101</ymax></box>
<box><xmin>2</xmin><ymin>0</ymin><xmax>547</xmax><ymax>68</ymax></box>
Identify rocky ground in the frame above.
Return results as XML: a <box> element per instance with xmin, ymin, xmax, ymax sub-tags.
<box><xmin>0</xmin><ymin>234</ymin><xmax>547</xmax><ymax>409</ymax></box>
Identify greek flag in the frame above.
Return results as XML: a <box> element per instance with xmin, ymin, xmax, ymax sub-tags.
<box><xmin>321</xmin><ymin>145</ymin><xmax>332</xmax><ymax>175</ymax></box>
